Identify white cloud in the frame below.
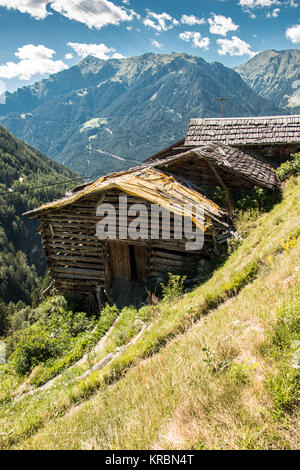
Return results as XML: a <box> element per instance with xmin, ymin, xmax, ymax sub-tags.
<box><xmin>65</xmin><ymin>53</ymin><xmax>73</xmax><ymax>60</ymax></box>
<box><xmin>181</xmin><ymin>14</ymin><xmax>205</xmax><ymax>26</ymax></box>
<box><xmin>0</xmin><ymin>0</ymin><xmax>139</xmax><ymax>29</ymax></box>
<box><xmin>0</xmin><ymin>44</ymin><xmax>67</xmax><ymax>80</ymax></box>
<box><xmin>266</xmin><ymin>7</ymin><xmax>280</xmax><ymax>17</ymax></box>
<box><xmin>240</xmin><ymin>0</ymin><xmax>296</xmax><ymax>17</ymax></box>
<box><xmin>208</xmin><ymin>14</ymin><xmax>239</xmax><ymax>36</ymax></box>
<box><xmin>151</xmin><ymin>39</ymin><xmax>163</xmax><ymax>49</ymax></box>
<box><xmin>15</xmin><ymin>44</ymin><xmax>55</xmax><ymax>60</ymax></box>
<box><xmin>239</xmin><ymin>0</ymin><xmax>280</xmax><ymax>7</ymax></box>
<box><xmin>112</xmin><ymin>52</ymin><xmax>125</xmax><ymax>59</ymax></box>
<box><xmin>286</xmin><ymin>24</ymin><xmax>300</xmax><ymax>43</ymax></box>
<box><xmin>0</xmin><ymin>1</ymin><xmax>49</xmax><ymax>19</ymax></box>
<box><xmin>51</xmin><ymin>0</ymin><xmax>139</xmax><ymax>29</ymax></box>
<box><xmin>217</xmin><ymin>36</ymin><xmax>256</xmax><ymax>57</ymax></box>
<box><xmin>179</xmin><ymin>31</ymin><xmax>210</xmax><ymax>49</ymax></box>
<box><xmin>67</xmin><ymin>42</ymin><xmax>114</xmax><ymax>60</ymax></box>
<box><xmin>67</xmin><ymin>42</ymin><xmax>125</xmax><ymax>60</ymax></box>
<box><xmin>143</xmin><ymin>9</ymin><xmax>179</xmax><ymax>32</ymax></box>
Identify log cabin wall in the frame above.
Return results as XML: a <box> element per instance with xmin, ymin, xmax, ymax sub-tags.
<box><xmin>237</xmin><ymin>144</ymin><xmax>300</xmax><ymax>166</ymax></box>
<box><xmin>38</xmin><ymin>194</ymin><xmax>106</xmax><ymax>297</ymax></box>
<box><xmin>37</xmin><ymin>188</ymin><xmax>223</xmax><ymax>302</ymax></box>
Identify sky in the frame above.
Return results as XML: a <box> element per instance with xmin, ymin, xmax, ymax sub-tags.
<box><xmin>0</xmin><ymin>0</ymin><xmax>299</xmax><ymax>93</ymax></box>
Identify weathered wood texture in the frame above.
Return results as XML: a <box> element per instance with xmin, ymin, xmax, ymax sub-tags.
<box><xmin>185</xmin><ymin>115</ymin><xmax>300</xmax><ymax>148</ymax></box>
<box><xmin>37</xmin><ymin>188</ymin><xmax>229</xmax><ymax>300</ymax></box>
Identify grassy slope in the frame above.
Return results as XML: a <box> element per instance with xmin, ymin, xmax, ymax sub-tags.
<box><xmin>0</xmin><ymin>176</ymin><xmax>299</xmax><ymax>450</ymax></box>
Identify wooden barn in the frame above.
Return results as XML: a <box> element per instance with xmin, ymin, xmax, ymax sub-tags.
<box><xmin>25</xmin><ymin>114</ymin><xmax>284</xmax><ymax>308</ymax></box>
<box><xmin>148</xmin><ymin>115</ymin><xmax>300</xmax><ymax>167</ymax></box>
<box><xmin>182</xmin><ymin>115</ymin><xmax>300</xmax><ymax>165</ymax></box>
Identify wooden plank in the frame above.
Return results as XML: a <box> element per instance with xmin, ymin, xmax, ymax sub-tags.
<box><xmin>53</xmin><ymin>267</ymin><xmax>105</xmax><ymax>279</ymax></box>
<box><xmin>110</xmin><ymin>242</ymin><xmax>131</xmax><ymax>281</ymax></box>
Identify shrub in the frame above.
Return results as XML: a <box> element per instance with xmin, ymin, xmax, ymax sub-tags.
<box><xmin>30</xmin><ymin>304</ymin><xmax>119</xmax><ymax>387</ymax></box>
<box><xmin>161</xmin><ymin>273</ymin><xmax>186</xmax><ymax>302</ymax></box>
<box><xmin>11</xmin><ymin>324</ymin><xmax>66</xmax><ymax>375</ymax></box>
<box><xmin>10</xmin><ymin>296</ymin><xmax>97</xmax><ymax>376</ymax></box>
<box><xmin>235</xmin><ymin>186</ymin><xmax>279</xmax><ymax>212</ymax></box>
<box><xmin>275</xmin><ymin>154</ymin><xmax>300</xmax><ymax>181</ymax></box>
<box><xmin>10</xmin><ymin>306</ymin><xmax>32</xmax><ymax>332</ymax></box>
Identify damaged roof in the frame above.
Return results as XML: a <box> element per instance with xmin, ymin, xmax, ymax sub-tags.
<box><xmin>25</xmin><ymin>167</ymin><xmax>226</xmax><ymax>231</ymax></box>
<box><xmin>154</xmin><ymin>143</ymin><xmax>278</xmax><ymax>190</ymax></box>
<box><xmin>185</xmin><ymin>115</ymin><xmax>300</xmax><ymax>147</ymax></box>
<box><xmin>25</xmin><ymin>142</ymin><xmax>278</xmax><ymax>222</ymax></box>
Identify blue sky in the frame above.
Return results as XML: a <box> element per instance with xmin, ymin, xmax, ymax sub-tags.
<box><xmin>0</xmin><ymin>0</ymin><xmax>299</xmax><ymax>93</ymax></box>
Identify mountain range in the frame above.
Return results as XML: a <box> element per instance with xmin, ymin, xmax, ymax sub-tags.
<box><xmin>235</xmin><ymin>49</ymin><xmax>300</xmax><ymax>114</ymax></box>
<box><xmin>0</xmin><ymin>52</ymin><xmax>281</xmax><ymax>177</ymax></box>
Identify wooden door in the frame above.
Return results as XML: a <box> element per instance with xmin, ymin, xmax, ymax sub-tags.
<box><xmin>109</xmin><ymin>242</ymin><xmax>131</xmax><ymax>281</ymax></box>
<box><xmin>133</xmin><ymin>246</ymin><xmax>147</xmax><ymax>281</ymax></box>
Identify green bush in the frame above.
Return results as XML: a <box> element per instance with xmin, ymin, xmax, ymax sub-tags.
<box><xmin>161</xmin><ymin>273</ymin><xmax>186</xmax><ymax>302</ymax></box>
<box><xmin>10</xmin><ymin>296</ymin><xmax>97</xmax><ymax>376</ymax></box>
<box><xmin>208</xmin><ymin>185</ymin><xmax>279</xmax><ymax>213</ymax></box>
<box><xmin>276</xmin><ymin>154</ymin><xmax>300</xmax><ymax>181</ymax></box>
<box><xmin>30</xmin><ymin>303</ymin><xmax>119</xmax><ymax>386</ymax></box>
<box><xmin>11</xmin><ymin>324</ymin><xmax>66</xmax><ymax>375</ymax></box>
<box><xmin>236</xmin><ymin>186</ymin><xmax>279</xmax><ymax>212</ymax></box>
<box><xmin>10</xmin><ymin>306</ymin><xmax>32</xmax><ymax>332</ymax></box>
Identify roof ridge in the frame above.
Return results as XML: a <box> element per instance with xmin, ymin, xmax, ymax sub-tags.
<box><xmin>189</xmin><ymin>114</ymin><xmax>300</xmax><ymax>122</ymax></box>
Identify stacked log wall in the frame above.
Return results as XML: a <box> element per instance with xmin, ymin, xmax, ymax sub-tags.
<box><xmin>37</xmin><ymin>188</ymin><xmax>227</xmax><ymax>297</ymax></box>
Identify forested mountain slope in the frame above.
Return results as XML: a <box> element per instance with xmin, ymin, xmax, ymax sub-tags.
<box><xmin>0</xmin><ymin>125</ymin><xmax>76</xmax><ymax>325</ymax></box>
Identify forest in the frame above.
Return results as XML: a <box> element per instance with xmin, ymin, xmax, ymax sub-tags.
<box><xmin>0</xmin><ymin>125</ymin><xmax>77</xmax><ymax>336</ymax></box>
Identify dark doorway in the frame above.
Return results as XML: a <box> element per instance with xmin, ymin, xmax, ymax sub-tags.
<box><xmin>109</xmin><ymin>242</ymin><xmax>146</xmax><ymax>282</ymax></box>
<box><xmin>108</xmin><ymin>243</ymin><xmax>147</xmax><ymax>308</ymax></box>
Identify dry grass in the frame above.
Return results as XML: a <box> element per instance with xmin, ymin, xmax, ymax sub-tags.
<box><xmin>1</xmin><ymin>176</ymin><xmax>299</xmax><ymax>450</ymax></box>
<box><xmin>20</xmin><ymin>243</ymin><xmax>300</xmax><ymax>450</ymax></box>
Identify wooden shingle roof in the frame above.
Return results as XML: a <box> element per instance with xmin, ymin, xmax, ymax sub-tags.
<box><xmin>151</xmin><ymin>144</ymin><xmax>278</xmax><ymax>190</ymax></box>
<box><xmin>191</xmin><ymin>143</ymin><xmax>277</xmax><ymax>190</ymax></box>
<box><xmin>185</xmin><ymin>115</ymin><xmax>300</xmax><ymax>147</ymax></box>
